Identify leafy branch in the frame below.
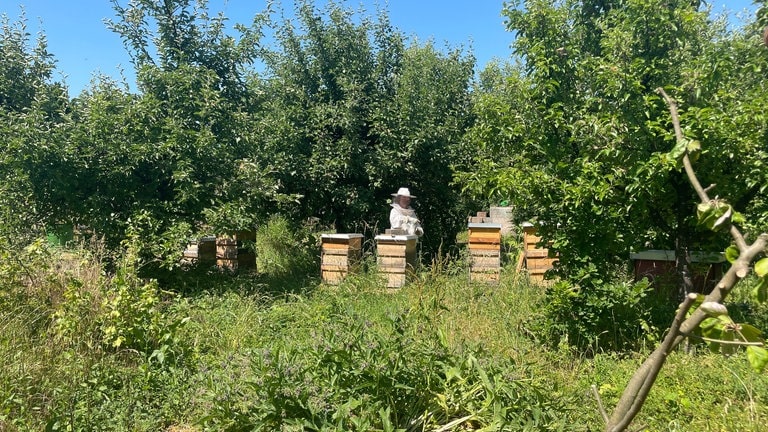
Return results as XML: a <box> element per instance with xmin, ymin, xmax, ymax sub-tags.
<box><xmin>603</xmin><ymin>88</ymin><xmax>768</xmax><ymax>432</ymax></box>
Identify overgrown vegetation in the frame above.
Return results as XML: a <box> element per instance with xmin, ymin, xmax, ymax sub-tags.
<box><xmin>2</xmin><ymin>236</ymin><xmax>766</xmax><ymax>430</ymax></box>
<box><xmin>3</xmin><ymin>0</ymin><xmax>768</xmax><ymax>430</ymax></box>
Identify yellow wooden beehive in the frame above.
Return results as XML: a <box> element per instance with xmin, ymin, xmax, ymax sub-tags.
<box><xmin>320</xmin><ymin>234</ymin><xmax>363</xmax><ymax>284</ymax></box>
<box><xmin>375</xmin><ymin>234</ymin><xmax>418</xmax><ymax>288</ymax></box>
<box><xmin>216</xmin><ymin>231</ymin><xmax>256</xmax><ymax>271</ymax></box>
<box><xmin>519</xmin><ymin>223</ymin><xmax>557</xmax><ymax>283</ymax></box>
<box><xmin>468</xmin><ymin>222</ymin><xmax>502</xmax><ymax>283</ymax></box>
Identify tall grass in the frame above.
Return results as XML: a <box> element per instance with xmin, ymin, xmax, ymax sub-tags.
<box><xmin>1</xmin><ymin>231</ymin><xmax>767</xmax><ymax>431</ymax></box>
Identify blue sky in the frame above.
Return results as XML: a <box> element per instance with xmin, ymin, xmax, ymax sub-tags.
<box><xmin>2</xmin><ymin>0</ymin><xmax>760</xmax><ymax>96</ymax></box>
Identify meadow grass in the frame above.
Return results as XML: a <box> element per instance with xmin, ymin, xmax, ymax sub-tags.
<box><xmin>1</xmin><ymin>239</ymin><xmax>767</xmax><ymax>431</ymax></box>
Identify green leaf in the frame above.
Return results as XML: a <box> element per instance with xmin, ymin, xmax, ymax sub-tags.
<box><xmin>700</xmin><ymin>317</ymin><xmax>724</xmax><ymax>339</ymax></box>
<box><xmin>746</xmin><ymin>346</ymin><xmax>768</xmax><ymax>373</ymax></box>
<box><xmin>725</xmin><ymin>245</ymin><xmax>740</xmax><ymax>264</ymax></box>
<box><xmin>753</xmin><ymin>277</ymin><xmax>768</xmax><ymax>303</ymax></box>
<box><xmin>669</xmin><ymin>139</ymin><xmax>687</xmax><ymax>161</ymax></box>
<box><xmin>720</xmin><ymin>330</ymin><xmax>736</xmax><ymax>355</ymax></box>
<box><xmin>712</xmin><ymin>206</ymin><xmax>732</xmax><ymax>230</ymax></box>
<box><xmin>755</xmin><ymin>258</ymin><xmax>768</xmax><ymax>278</ymax></box>
<box><xmin>686</xmin><ymin>139</ymin><xmax>701</xmax><ymax>162</ymax></box>
<box><xmin>696</xmin><ymin>200</ymin><xmax>734</xmax><ymax>231</ymax></box>
<box><xmin>739</xmin><ymin>324</ymin><xmax>764</xmax><ymax>343</ymax></box>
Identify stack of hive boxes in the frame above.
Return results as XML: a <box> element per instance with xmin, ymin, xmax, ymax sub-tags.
<box><xmin>216</xmin><ymin>231</ymin><xmax>256</xmax><ymax>270</ymax></box>
<box><xmin>375</xmin><ymin>233</ymin><xmax>418</xmax><ymax>288</ymax></box>
<box><xmin>467</xmin><ymin>212</ymin><xmax>502</xmax><ymax>283</ymax></box>
<box><xmin>519</xmin><ymin>222</ymin><xmax>557</xmax><ymax>283</ymax></box>
<box><xmin>183</xmin><ymin>233</ymin><xmax>255</xmax><ymax>271</ymax></box>
<box><xmin>320</xmin><ymin>233</ymin><xmax>364</xmax><ymax>284</ymax></box>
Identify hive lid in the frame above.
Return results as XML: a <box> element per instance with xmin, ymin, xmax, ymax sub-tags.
<box><xmin>468</xmin><ymin>223</ymin><xmax>502</xmax><ymax>229</ymax></box>
<box><xmin>375</xmin><ymin>234</ymin><xmax>418</xmax><ymax>241</ymax></box>
<box><xmin>321</xmin><ymin>233</ymin><xmax>364</xmax><ymax>239</ymax></box>
<box><xmin>629</xmin><ymin>249</ymin><xmax>725</xmax><ymax>263</ymax></box>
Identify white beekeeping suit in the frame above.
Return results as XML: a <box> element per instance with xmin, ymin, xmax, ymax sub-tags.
<box><xmin>389</xmin><ymin>187</ymin><xmax>424</xmax><ymax>237</ymax></box>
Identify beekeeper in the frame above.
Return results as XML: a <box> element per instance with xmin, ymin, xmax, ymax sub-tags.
<box><xmin>390</xmin><ymin>187</ymin><xmax>424</xmax><ymax>237</ymax></box>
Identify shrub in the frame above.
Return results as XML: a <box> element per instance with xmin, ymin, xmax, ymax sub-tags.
<box><xmin>256</xmin><ymin>215</ymin><xmax>318</xmax><ymax>277</ymax></box>
<box><xmin>201</xmin><ymin>309</ymin><xmax>569</xmax><ymax>431</ymax></box>
<box><xmin>530</xmin><ymin>278</ymin><xmax>660</xmax><ymax>353</ymax></box>
<box><xmin>98</xmin><ymin>249</ymin><xmax>190</xmax><ymax>365</ymax></box>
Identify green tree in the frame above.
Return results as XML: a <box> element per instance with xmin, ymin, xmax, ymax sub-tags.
<box><xmin>256</xmin><ymin>0</ymin><xmax>474</xmax><ymax>255</ymax></box>
<box><xmin>0</xmin><ymin>12</ymin><xmax>69</xmax><ymax>245</ymax></box>
<box><xmin>41</xmin><ymin>0</ymin><xmax>287</xmax><ymax>263</ymax></box>
<box><xmin>457</xmin><ymin>0</ymin><xmax>768</xmax><ymax>290</ymax></box>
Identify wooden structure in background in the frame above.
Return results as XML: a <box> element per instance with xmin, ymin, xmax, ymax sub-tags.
<box><xmin>630</xmin><ymin>250</ymin><xmax>724</xmax><ymax>294</ymax></box>
<box><xmin>216</xmin><ymin>231</ymin><xmax>256</xmax><ymax>270</ymax></box>
<box><xmin>517</xmin><ymin>222</ymin><xmax>557</xmax><ymax>283</ymax></box>
<box><xmin>375</xmin><ymin>234</ymin><xmax>418</xmax><ymax>288</ymax></box>
<box><xmin>184</xmin><ymin>232</ymin><xmax>254</xmax><ymax>271</ymax></box>
<box><xmin>182</xmin><ymin>235</ymin><xmax>216</xmax><ymax>264</ymax></box>
<box><xmin>468</xmin><ymin>222</ymin><xmax>502</xmax><ymax>283</ymax></box>
<box><xmin>320</xmin><ymin>233</ymin><xmax>363</xmax><ymax>284</ymax></box>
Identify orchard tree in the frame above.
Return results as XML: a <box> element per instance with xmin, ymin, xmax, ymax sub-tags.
<box><xmin>0</xmin><ymin>12</ymin><xmax>70</xmax><ymax>245</ymax></box>
<box><xmin>457</xmin><ymin>0</ymin><xmax>768</xmax><ymax>290</ymax></box>
<box><xmin>256</xmin><ymin>0</ymin><xmax>474</xmax><ymax>255</ymax></box>
<box><xmin>42</xmin><ymin>0</ymin><xmax>288</xmax><ymax>262</ymax></box>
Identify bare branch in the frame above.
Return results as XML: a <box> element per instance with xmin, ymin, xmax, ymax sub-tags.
<box><xmin>655</xmin><ymin>88</ymin><xmax>709</xmax><ymax>202</ymax></box>
<box><xmin>592</xmin><ymin>384</ymin><xmax>609</xmax><ymax>424</ymax></box>
<box><xmin>607</xmin><ymin>293</ymin><xmax>697</xmax><ymax>432</ymax></box>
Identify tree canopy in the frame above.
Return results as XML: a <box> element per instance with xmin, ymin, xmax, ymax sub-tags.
<box><xmin>456</xmin><ymin>0</ymin><xmax>768</xmax><ymax>287</ymax></box>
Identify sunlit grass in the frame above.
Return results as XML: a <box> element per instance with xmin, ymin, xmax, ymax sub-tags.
<box><xmin>1</xmin><ymin>236</ymin><xmax>767</xmax><ymax>431</ymax></box>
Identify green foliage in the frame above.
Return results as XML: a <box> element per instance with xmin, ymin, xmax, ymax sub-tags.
<box><xmin>696</xmin><ymin>199</ymin><xmax>746</xmax><ymax>232</ymax></box>
<box><xmin>202</xmin><ymin>308</ymin><xmax>566</xmax><ymax>431</ymax></box>
<box><xmin>99</xmin><ymin>249</ymin><xmax>190</xmax><ymax>364</ymax></box>
<box><xmin>255</xmin><ymin>214</ymin><xmax>318</xmax><ymax>277</ymax></box>
<box><xmin>2</xmin><ymin>243</ymin><xmax>767</xmax><ymax>430</ymax></box>
<box><xmin>257</xmin><ymin>0</ymin><xmax>474</xmax><ymax>256</ymax></box>
<box><xmin>3</xmin><ymin>0</ymin><xmax>475</xmax><ymax>265</ymax></box>
<box><xmin>0</xmin><ymin>13</ymin><xmax>69</xmax><ymax>248</ymax></box>
<box><xmin>456</xmin><ymin>0</ymin><xmax>768</xmax><ymax>284</ymax></box>
<box><xmin>685</xmin><ymin>293</ymin><xmax>768</xmax><ymax>373</ymax></box>
<box><xmin>530</xmin><ymin>278</ymin><xmax>662</xmax><ymax>353</ymax></box>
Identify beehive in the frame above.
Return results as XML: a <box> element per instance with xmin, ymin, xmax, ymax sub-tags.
<box><xmin>216</xmin><ymin>231</ymin><xmax>256</xmax><ymax>271</ymax></box>
<box><xmin>375</xmin><ymin>234</ymin><xmax>418</xmax><ymax>288</ymax></box>
<box><xmin>629</xmin><ymin>250</ymin><xmax>724</xmax><ymax>294</ymax></box>
<box><xmin>519</xmin><ymin>222</ymin><xmax>557</xmax><ymax>283</ymax></box>
<box><xmin>320</xmin><ymin>233</ymin><xmax>363</xmax><ymax>284</ymax></box>
<box><xmin>468</xmin><ymin>222</ymin><xmax>502</xmax><ymax>283</ymax></box>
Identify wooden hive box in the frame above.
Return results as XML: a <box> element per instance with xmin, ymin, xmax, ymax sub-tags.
<box><xmin>320</xmin><ymin>233</ymin><xmax>363</xmax><ymax>284</ymax></box>
<box><xmin>468</xmin><ymin>222</ymin><xmax>502</xmax><ymax>283</ymax></box>
<box><xmin>519</xmin><ymin>222</ymin><xmax>557</xmax><ymax>283</ymax></box>
<box><xmin>216</xmin><ymin>231</ymin><xmax>256</xmax><ymax>271</ymax></box>
<box><xmin>629</xmin><ymin>250</ymin><xmax>724</xmax><ymax>294</ymax></box>
<box><xmin>182</xmin><ymin>236</ymin><xmax>216</xmax><ymax>265</ymax></box>
<box><xmin>375</xmin><ymin>234</ymin><xmax>418</xmax><ymax>288</ymax></box>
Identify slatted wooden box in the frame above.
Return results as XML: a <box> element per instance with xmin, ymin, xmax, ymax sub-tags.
<box><xmin>630</xmin><ymin>250</ymin><xmax>724</xmax><ymax>294</ymax></box>
<box><xmin>182</xmin><ymin>235</ymin><xmax>216</xmax><ymax>265</ymax></box>
<box><xmin>468</xmin><ymin>222</ymin><xmax>502</xmax><ymax>283</ymax></box>
<box><xmin>320</xmin><ymin>234</ymin><xmax>364</xmax><ymax>284</ymax></box>
<box><xmin>216</xmin><ymin>231</ymin><xmax>256</xmax><ymax>271</ymax></box>
<box><xmin>520</xmin><ymin>222</ymin><xmax>557</xmax><ymax>283</ymax></box>
<box><xmin>375</xmin><ymin>234</ymin><xmax>418</xmax><ymax>288</ymax></box>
